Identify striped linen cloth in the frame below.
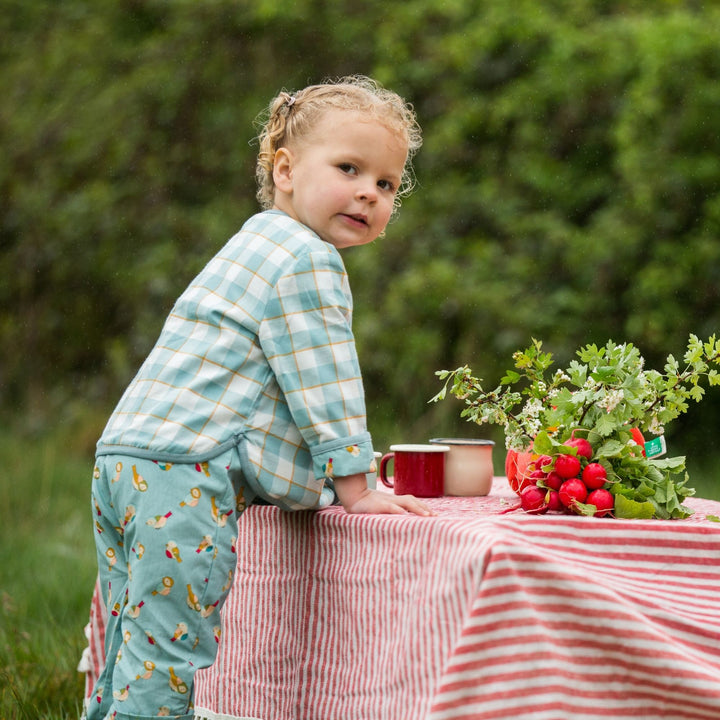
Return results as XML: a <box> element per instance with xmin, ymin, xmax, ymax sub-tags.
<box><xmin>83</xmin><ymin>479</ymin><xmax>720</xmax><ymax>720</ymax></box>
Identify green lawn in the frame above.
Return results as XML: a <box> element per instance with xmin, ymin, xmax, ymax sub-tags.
<box><xmin>0</xmin><ymin>433</ymin><xmax>97</xmax><ymax>720</ymax></box>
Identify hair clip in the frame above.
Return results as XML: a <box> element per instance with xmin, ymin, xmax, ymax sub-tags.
<box><xmin>286</xmin><ymin>95</ymin><xmax>296</xmax><ymax>107</ymax></box>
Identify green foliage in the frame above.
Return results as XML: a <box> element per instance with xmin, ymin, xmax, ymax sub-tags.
<box><xmin>435</xmin><ymin>335</ymin><xmax>720</xmax><ymax>451</ymax></box>
<box><xmin>356</xmin><ymin>0</ymin><xmax>720</xmax><ymax>456</ymax></box>
<box><xmin>2</xmin><ymin>0</ymin><xmax>720</xmax><ymax>486</ymax></box>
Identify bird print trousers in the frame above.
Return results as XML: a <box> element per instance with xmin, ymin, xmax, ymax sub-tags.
<box><xmin>85</xmin><ymin>450</ymin><xmax>246</xmax><ymax>720</ymax></box>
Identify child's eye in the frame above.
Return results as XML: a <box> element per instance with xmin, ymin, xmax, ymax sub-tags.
<box><xmin>338</xmin><ymin>163</ymin><xmax>357</xmax><ymax>175</ymax></box>
<box><xmin>378</xmin><ymin>179</ymin><xmax>396</xmax><ymax>193</ymax></box>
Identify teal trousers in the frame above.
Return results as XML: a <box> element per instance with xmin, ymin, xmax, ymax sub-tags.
<box><xmin>86</xmin><ymin>450</ymin><xmax>246</xmax><ymax>720</ymax></box>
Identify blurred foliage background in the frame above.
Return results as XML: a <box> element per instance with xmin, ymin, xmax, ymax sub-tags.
<box><xmin>3</xmin><ymin>0</ymin><xmax>720</xmax><ymax>491</ymax></box>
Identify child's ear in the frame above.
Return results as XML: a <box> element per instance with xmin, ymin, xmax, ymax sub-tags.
<box><xmin>272</xmin><ymin>148</ymin><xmax>294</xmax><ymax>193</ymax></box>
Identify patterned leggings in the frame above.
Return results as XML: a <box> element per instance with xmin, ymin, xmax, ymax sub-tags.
<box><xmin>85</xmin><ymin>450</ymin><xmax>245</xmax><ymax>720</ymax></box>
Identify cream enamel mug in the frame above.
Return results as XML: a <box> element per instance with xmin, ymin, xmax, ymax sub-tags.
<box><xmin>429</xmin><ymin>438</ymin><xmax>495</xmax><ymax>496</ymax></box>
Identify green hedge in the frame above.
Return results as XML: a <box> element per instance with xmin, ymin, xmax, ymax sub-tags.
<box><xmin>3</xmin><ymin>1</ymin><xmax>720</xmax><ymax>472</ymax></box>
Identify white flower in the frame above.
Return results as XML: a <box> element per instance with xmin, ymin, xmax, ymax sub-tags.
<box><xmin>599</xmin><ymin>389</ymin><xmax>624</xmax><ymax>413</ymax></box>
<box><xmin>649</xmin><ymin>416</ymin><xmax>664</xmax><ymax>434</ymax></box>
<box><xmin>553</xmin><ymin>370</ymin><xmax>571</xmax><ymax>383</ymax></box>
<box><xmin>525</xmin><ymin>418</ymin><xmax>542</xmax><ymax>436</ymax></box>
<box><xmin>522</xmin><ymin>398</ymin><xmax>543</xmax><ymax>418</ymax></box>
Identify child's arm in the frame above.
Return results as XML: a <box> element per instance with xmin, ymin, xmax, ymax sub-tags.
<box><xmin>334</xmin><ymin>473</ymin><xmax>435</xmax><ymax>516</ymax></box>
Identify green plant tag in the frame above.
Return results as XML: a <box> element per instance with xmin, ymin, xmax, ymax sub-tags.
<box><xmin>644</xmin><ymin>435</ymin><xmax>667</xmax><ymax>458</ymax></box>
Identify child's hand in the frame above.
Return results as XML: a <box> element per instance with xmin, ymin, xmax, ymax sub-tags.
<box><xmin>334</xmin><ymin>473</ymin><xmax>435</xmax><ymax>516</ymax></box>
<box><xmin>345</xmin><ymin>489</ymin><xmax>435</xmax><ymax>516</ymax></box>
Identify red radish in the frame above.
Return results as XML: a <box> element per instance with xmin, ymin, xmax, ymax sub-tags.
<box><xmin>544</xmin><ymin>471</ymin><xmax>563</xmax><ymax>491</ymax></box>
<box><xmin>563</xmin><ymin>437</ymin><xmax>593</xmax><ymax>460</ymax></box>
<box><xmin>558</xmin><ymin>477</ymin><xmax>588</xmax><ymax>509</ymax></box>
<box><xmin>534</xmin><ymin>455</ymin><xmax>553</xmax><ymax>472</ymax></box>
<box><xmin>528</xmin><ymin>469</ymin><xmax>548</xmax><ymax>482</ymax></box>
<box><xmin>581</xmin><ymin>463</ymin><xmax>607</xmax><ymax>490</ymax></box>
<box><xmin>587</xmin><ymin>488</ymin><xmax>614</xmax><ymax>517</ymax></box>
<box><xmin>554</xmin><ymin>454</ymin><xmax>581</xmax><ymax>479</ymax></box>
<box><xmin>520</xmin><ymin>485</ymin><xmax>548</xmax><ymax>513</ymax></box>
<box><xmin>546</xmin><ymin>489</ymin><xmax>562</xmax><ymax>512</ymax></box>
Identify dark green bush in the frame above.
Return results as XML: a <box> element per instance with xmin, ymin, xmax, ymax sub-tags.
<box><xmin>3</xmin><ymin>0</ymin><xmax>720</xmax><ymax>475</ymax></box>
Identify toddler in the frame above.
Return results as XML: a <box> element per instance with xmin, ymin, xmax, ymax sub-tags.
<box><xmin>85</xmin><ymin>75</ymin><xmax>428</xmax><ymax>720</ymax></box>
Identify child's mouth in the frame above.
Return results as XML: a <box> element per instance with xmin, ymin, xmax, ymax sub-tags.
<box><xmin>341</xmin><ymin>213</ymin><xmax>368</xmax><ymax>227</ymax></box>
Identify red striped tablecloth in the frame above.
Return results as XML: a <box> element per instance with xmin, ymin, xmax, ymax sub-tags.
<box><xmin>82</xmin><ymin>478</ymin><xmax>720</xmax><ymax>720</ymax></box>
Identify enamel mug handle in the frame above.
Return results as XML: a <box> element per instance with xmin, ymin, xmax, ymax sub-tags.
<box><xmin>379</xmin><ymin>453</ymin><xmax>394</xmax><ymax>488</ymax></box>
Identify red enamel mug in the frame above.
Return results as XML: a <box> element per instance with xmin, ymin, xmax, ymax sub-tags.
<box><xmin>379</xmin><ymin>444</ymin><xmax>450</xmax><ymax>497</ymax></box>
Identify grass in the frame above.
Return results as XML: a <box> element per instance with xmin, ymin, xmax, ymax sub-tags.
<box><xmin>0</xmin><ymin>431</ymin><xmax>97</xmax><ymax>720</ymax></box>
<box><xmin>1</xmin><ymin>420</ymin><xmax>718</xmax><ymax>720</ymax></box>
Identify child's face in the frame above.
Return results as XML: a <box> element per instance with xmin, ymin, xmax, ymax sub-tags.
<box><xmin>272</xmin><ymin>110</ymin><xmax>408</xmax><ymax>249</ymax></box>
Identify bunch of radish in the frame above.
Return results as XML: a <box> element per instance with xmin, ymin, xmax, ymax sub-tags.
<box><xmin>516</xmin><ymin>437</ymin><xmax>614</xmax><ymax>517</ymax></box>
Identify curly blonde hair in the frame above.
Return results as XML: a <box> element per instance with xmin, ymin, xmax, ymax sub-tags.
<box><xmin>254</xmin><ymin>75</ymin><xmax>422</xmax><ymax>212</ymax></box>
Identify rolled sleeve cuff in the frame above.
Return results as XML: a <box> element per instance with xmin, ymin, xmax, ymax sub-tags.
<box><xmin>311</xmin><ymin>433</ymin><xmax>375</xmax><ymax>480</ymax></box>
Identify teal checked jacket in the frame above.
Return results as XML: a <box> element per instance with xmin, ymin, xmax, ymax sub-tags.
<box><xmin>97</xmin><ymin>210</ymin><xmax>376</xmax><ymax>510</ymax></box>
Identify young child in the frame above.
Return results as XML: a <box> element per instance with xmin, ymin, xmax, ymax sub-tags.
<box><xmin>85</xmin><ymin>75</ymin><xmax>428</xmax><ymax>720</ymax></box>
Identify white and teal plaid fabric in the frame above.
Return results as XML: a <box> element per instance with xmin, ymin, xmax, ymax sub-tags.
<box><xmin>97</xmin><ymin>210</ymin><xmax>375</xmax><ymax>510</ymax></box>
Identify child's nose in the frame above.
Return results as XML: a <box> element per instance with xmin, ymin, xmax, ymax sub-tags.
<box><xmin>356</xmin><ymin>182</ymin><xmax>377</xmax><ymax>202</ymax></box>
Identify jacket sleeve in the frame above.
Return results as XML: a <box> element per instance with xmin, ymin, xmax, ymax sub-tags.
<box><xmin>258</xmin><ymin>246</ymin><xmax>376</xmax><ymax>481</ymax></box>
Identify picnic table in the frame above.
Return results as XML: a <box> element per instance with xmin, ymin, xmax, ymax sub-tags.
<box><xmin>82</xmin><ymin>477</ymin><xmax>720</xmax><ymax>719</ymax></box>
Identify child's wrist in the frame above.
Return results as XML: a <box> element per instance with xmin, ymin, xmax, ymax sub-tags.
<box><xmin>333</xmin><ymin>473</ymin><xmax>370</xmax><ymax>510</ymax></box>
